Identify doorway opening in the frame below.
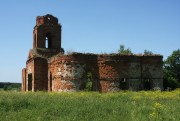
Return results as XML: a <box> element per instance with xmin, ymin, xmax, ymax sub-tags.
<box><xmin>119</xmin><ymin>78</ymin><xmax>127</xmax><ymax>90</ymax></box>
<box><xmin>28</xmin><ymin>74</ymin><xmax>32</xmax><ymax>91</ymax></box>
<box><xmin>49</xmin><ymin>72</ymin><xmax>52</xmax><ymax>91</ymax></box>
<box><xmin>144</xmin><ymin>79</ymin><xmax>151</xmax><ymax>90</ymax></box>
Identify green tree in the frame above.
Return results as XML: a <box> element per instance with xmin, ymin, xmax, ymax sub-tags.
<box><xmin>118</xmin><ymin>45</ymin><xmax>132</xmax><ymax>54</ymax></box>
<box><xmin>164</xmin><ymin>49</ymin><xmax>180</xmax><ymax>90</ymax></box>
<box><xmin>144</xmin><ymin>49</ymin><xmax>153</xmax><ymax>55</ymax></box>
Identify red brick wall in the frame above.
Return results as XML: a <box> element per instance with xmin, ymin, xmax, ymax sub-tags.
<box><xmin>34</xmin><ymin>58</ymin><xmax>48</xmax><ymax>91</ymax></box>
<box><xmin>21</xmin><ymin>68</ymin><xmax>26</xmax><ymax>91</ymax></box>
<box><xmin>48</xmin><ymin>54</ymin><xmax>101</xmax><ymax>92</ymax></box>
<box><xmin>26</xmin><ymin>59</ymin><xmax>34</xmax><ymax>91</ymax></box>
<box><xmin>24</xmin><ymin>53</ymin><xmax>163</xmax><ymax>92</ymax></box>
<box><xmin>48</xmin><ymin>54</ymin><xmax>163</xmax><ymax>92</ymax></box>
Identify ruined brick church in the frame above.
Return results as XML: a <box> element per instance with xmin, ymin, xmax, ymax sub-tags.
<box><xmin>22</xmin><ymin>14</ymin><xmax>163</xmax><ymax>92</ymax></box>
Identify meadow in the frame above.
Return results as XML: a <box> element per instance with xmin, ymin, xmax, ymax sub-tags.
<box><xmin>0</xmin><ymin>90</ymin><xmax>179</xmax><ymax>121</ymax></box>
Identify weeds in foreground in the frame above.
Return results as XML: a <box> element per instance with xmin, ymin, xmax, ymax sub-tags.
<box><xmin>0</xmin><ymin>90</ymin><xmax>179</xmax><ymax>121</ymax></box>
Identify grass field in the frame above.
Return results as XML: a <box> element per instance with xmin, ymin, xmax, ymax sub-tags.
<box><xmin>0</xmin><ymin>90</ymin><xmax>179</xmax><ymax>121</ymax></box>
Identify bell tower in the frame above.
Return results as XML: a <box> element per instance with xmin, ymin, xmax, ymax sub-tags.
<box><xmin>33</xmin><ymin>14</ymin><xmax>62</xmax><ymax>51</ymax></box>
<box><xmin>22</xmin><ymin>14</ymin><xmax>64</xmax><ymax>92</ymax></box>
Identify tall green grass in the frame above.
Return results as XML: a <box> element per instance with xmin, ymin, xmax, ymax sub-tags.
<box><xmin>0</xmin><ymin>90</ymin><xmax>179</xmax><ymax>121</ymax></box>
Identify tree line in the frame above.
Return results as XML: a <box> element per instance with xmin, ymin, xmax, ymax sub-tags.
<box><xmin>0</xmin><ymin>82</ymin><xmax>21</xmax><ymax>91</ymax></box>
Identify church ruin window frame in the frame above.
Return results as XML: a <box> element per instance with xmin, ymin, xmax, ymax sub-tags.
<box><xmin>45</xmin><ymin>33</ymin><xmax>52</xmax><ymax>49</ymax></box>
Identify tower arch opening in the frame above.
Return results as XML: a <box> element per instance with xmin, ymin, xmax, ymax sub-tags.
<box><xmin>45</xmin><ymin>33</ymin><xmax>52</xmax><ymax>49</ymax></box>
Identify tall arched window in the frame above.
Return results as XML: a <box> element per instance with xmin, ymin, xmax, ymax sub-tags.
<box><xmin>45</xmin><ymin>33</ymin><xmax>52</xmax><ymax>49</ymax></box>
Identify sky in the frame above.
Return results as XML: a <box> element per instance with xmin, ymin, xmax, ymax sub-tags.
<box><xmin>0</xmin><ymin>0</ymin><xmax>179</xmax><ymax>83</ymax></box>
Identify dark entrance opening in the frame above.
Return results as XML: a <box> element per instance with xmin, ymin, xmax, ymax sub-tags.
<box><xmin>144</xmin><ymin>79</ymin><xmax>151</xmax><ymax>90</ymax></box>
<box><xmin>28</xmin><ymin>74</ymin><xmax>32</xmax><ymax>91</ymax></box>
<box><xmin>49</xmin><ymin>72</ymin><xmax>52</xmax><ymax>91</ymax></box>
<box><xmin>119</xmin><ymin>78</ymin><xmax>127</xmax><ymax>90</ymax></box>
<box><xmin>45</xmin><ymin>33</ymin><xmax>52</xmax><ymax>49</ymax></box>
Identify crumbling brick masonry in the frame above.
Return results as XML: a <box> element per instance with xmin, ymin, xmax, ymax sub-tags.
<box><xmin>22</xmin><ymin>14</ymin><xmax>163</xmax><ymax>92</ymax></box>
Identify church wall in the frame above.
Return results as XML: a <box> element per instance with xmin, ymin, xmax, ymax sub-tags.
<box><xmin>98</xmin><ymin>55</ymin><xmax>142</xmax><ymax>92</ymax></box>
<box><xmin>22</xmin><ymin>68</ymin><xmax>26</xmax><ymax>91</ymax></box>
<box><xmin>48</xmin><ymin>54</ymin><xmax>101</xmax><ymax>92</ymax></box>
<box><xmin>34</xmin><ymin>58</ymin><xmax>48</xmax><ymax>91</ymax></box>
<box><xmin>36</xmin><ymin>27</ymin><xmax>44</xmax><ymax>48</ymax></box>
<box><xmin>142</xmin><ymin>56</ymin><xmax>163</xmax><ymax>78</ymax></box>
<box><xmin>48</xmin><ymin>54</ymin><xmax>163</xmax><ymax>92</ymax></box>
<box><xmin>26</xmin><ymin>60</ymin><xmax>34</xmax><ymax>91</ymax></box>
<box><xmin>141</xmin><ymin>56</ymin><xmax>163</xmax><ymax>90</ymax></box>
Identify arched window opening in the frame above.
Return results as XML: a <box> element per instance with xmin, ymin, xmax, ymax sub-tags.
<box><xmin>45</xmin><ymin>37</ymin><xmax>48</xmax><ymax>48</ymax></box>
<box><xmin>45</xmin><ymin>33</ymin><xmax>52</xmax><ymax>49</ymax></box>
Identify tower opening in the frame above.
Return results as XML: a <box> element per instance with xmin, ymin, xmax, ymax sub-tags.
<box><xmin>45</xmin><ymin>33</ymin><xmax>52</xmax><ymax>49</ymax></box>
<box><xmin>45</xmin><ymin>37</ymin><xmax>48</xmax><ymax>48</ymax></box>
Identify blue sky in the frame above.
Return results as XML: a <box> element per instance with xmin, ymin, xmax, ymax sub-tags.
<box><xmin>0</xmin><ymin>0</ymin><xmax>179</xmax><ymax>82</ymax></box>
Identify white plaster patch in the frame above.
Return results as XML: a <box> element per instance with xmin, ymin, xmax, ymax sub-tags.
<box><xmin>58</xmin><ymin>88</ymin><xmax>76</xmax><ymax>92</ymax></box>
<box><xmin>108</xmin><ymin>82</ymin><xmax>120</xmax><ymax>92</ymax></box>
<box><xmin>56</xmin><ymin>64</ymin><xmax>85</xmax><ymax>78</ymax></box>
<box><xmin>55</xmin><ymin>80</ymin><xmax>77</xmax><ymax>92</ymax></box>
<box><xmin>57</xmin><ymin>67</ymin><xmax>61</xmax><ymax>75</ymax></box>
